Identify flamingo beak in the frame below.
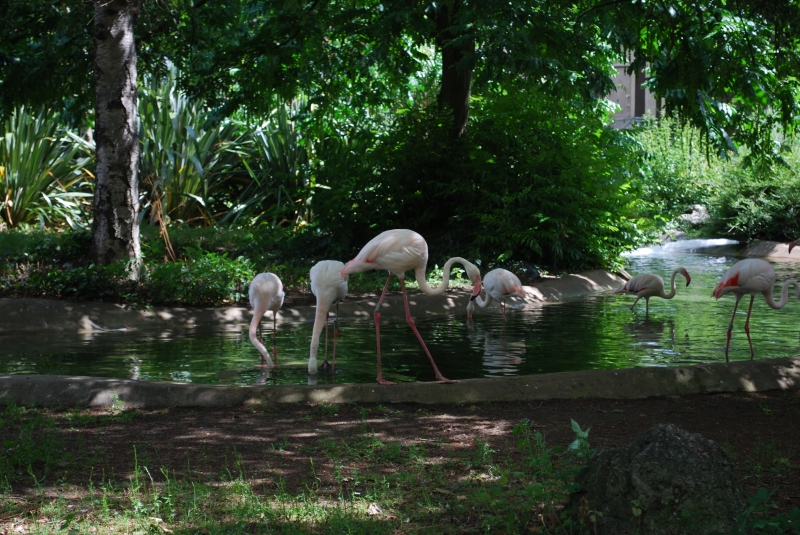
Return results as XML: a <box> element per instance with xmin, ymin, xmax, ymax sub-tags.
<box><xmin>471</xmin><ymin>277</ymin><xmax>482</xmax><ymax>299</ymax></box>
<box><xmin>686</xmin><ymin>274</ymin><xmax>692</xmax><ymax>286</ymax></box>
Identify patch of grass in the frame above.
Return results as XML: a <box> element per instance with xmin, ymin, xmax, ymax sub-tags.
<box><xmin>1</xmin><ymin>410</ymin><xmax>797</xmax><ymax>535</ymax></box>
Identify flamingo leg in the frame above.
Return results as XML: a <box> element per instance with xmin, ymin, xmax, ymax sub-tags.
<box><xmin>332</xmin><ymin>302</ymin><xmax>339</xmax><ymax>372</ymax></box>
<box><xmin>725</xmin><ymin>294</ymin><xmax>743</xmax><ymax>362</ymax></box>
<box><xmin>744</xmin><ymin>294</ymin><xmax>756</xmax><ymax>360</ymax></box>
<box><xmin>320</xmin><ymin>312</ymin><xmax>331</xmax><ymax>371</ymax></box>
<box><xmin>401</xmin><ymin>279</ymin><xmax>453</xmax><ymax>383</ymax></box>
<box><xmin>272</xmin><ymin>311</ymin><xmax>278</xmax><ymax>364</ymax></box>
<box><xmin>375</xmin><ymin>274</ymin><xmax>395</xmax><ymax>385</ymax></box>
<box><xmin>500</xmin><ymin>302</ymin><xmax>507</xmax><ymax>321</ymax></box>
<box><xmin>257</xmin><ymin>316</ymin><xmax>265</xmax><ymax>364</ymax></box>
<box><xmin>630</xmin><ymin>296</ymin><xmax>640</xmax><ymax>311</ymax></box>
<box><xmin>645</xmin><ymin>297</ymin><xmax>650</xmax><ymax>317</ymax></box>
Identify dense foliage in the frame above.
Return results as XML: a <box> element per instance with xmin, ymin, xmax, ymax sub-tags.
<box><xmin>313</xmin><ymin>91</ymin><xmax>647</xmax><ymax>271</ymax></box>
<box><xmin>3</xmin><ymin>0</ymin><xmax>800</xmax><ymax>297</ymax></box>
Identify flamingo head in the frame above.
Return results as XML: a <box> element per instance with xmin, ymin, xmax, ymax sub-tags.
<box><xmin>680</xmin><ymin>267</ymin><xmax>692</xmax><ymax>286</ymax></box>
<box><xmin>789</xmin><ymin>239</ymin><xmax>799</xmax><ymax>254</ymax></box>
<box><xmin>463</xmin><ymin>263</ymin><xmax>482</xmax><ymax>299</ymax></box>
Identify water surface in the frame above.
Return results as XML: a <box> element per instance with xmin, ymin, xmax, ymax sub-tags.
<box><xmin>3</xmin><ymin>243</ymin><xmax>800</xmax><ymax>385</ymax></box>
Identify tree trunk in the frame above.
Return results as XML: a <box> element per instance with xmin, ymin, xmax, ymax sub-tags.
<box><xmin>91</xmin><ymin>0</ymin><xmax>142</xmax><ymax>277</ymax></box>
<box><xmin>436</xmin><ymin>1</ymin><xmax>474</xmax><ymax>139</ymax></box>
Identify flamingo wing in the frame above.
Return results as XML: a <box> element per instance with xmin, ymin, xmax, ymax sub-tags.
<box><xmin>615</xmin><ymin>273</ymin><xmax>664</xmax><ymax>296</ymax></box>
<box><xmin>342</xmin><ymin>229</ymin><xmax>428</xmax><ymax>277</ymax></box>
<box><xmin>485</xmin><ymin>269</ymin><xmax>525</xmax><ymax>300</ymax></box>
<box><xmin>712</xmin><ymin>259</ymin><xmax>775</xmax><ymax>298</ymax></box>
<box><xmin>311</xmin><ymin>260</ymin><xmax>348</xmax><ymax>304</ymax></box>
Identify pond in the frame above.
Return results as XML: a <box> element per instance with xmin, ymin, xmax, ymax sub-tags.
<box><xmin>3</xmin><ymin>240</ymin><xmax>800</xmax><ymax>386</ymax></box>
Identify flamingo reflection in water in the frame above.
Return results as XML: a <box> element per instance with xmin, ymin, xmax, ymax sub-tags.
<box><xmin>467</xmin><ymin>322</ymin><xmax>526</xmax><ymax>377</ymax></box>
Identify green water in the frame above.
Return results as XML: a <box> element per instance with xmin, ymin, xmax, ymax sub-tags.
<box><xmin>2</xmin><ymin>246</ymin><xmax>800</xmax><ymax>385</ymax></box>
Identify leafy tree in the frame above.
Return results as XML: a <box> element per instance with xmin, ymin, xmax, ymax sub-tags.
<box><xmin>3</xmin><ymin>0</ymin><xmax>800</xmax><ymax>270</ymax></box>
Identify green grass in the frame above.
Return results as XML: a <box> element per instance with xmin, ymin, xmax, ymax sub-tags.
<box><xmin>0</xmin><ymin>403</ymin><xmax>798</xmax><ymax>534</ymax></box>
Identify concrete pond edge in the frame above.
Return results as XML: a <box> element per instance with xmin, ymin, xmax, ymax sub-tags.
<box><xmin>1</xmin><ymin>357</ymin><xmax>798</xmax><ymax>409</ymax></box>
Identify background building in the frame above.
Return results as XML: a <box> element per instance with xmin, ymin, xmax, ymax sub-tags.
<box><xmin>607</xmin><ymin>62</ymin><xmax>660</xmax><ymax>128</ymax></box>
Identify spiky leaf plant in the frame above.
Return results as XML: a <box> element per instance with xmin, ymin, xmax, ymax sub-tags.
<box><xmin>0</xmin><ymin>106</ymin><xmax>94</xmax><ymax>229</ymax></box>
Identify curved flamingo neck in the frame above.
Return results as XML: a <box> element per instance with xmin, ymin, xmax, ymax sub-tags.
<box><xmin>763</xmin><ymin>279</ymin><xmax>800</xmax><ymax>309</ymax></box>
<box><xmin>415</xmin><ymin>257</ymin><xmax>474</xmax><ymax>295</ymax></box>
<box><xmin>308</xmin><ymin>297</ymin><xmax>331</xmax><ymax>371</ymax></box>
<box><xmin>249</xmin><ymin>304</ymin><xmax>271</xmax><ymax>362</ymax></box>
<box><xmin>660</xmin><ymin>269</ymin><xmax>682</xmax><ymax>300</ymax></box>
<box><xmin>472</xmin><ymin>291</ymin><xmax>494</xmax><ymax>309</ymax></box>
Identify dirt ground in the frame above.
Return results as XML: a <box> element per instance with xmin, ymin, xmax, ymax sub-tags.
<box><xmin>10</xmin><ymin>389</ymin><xmax>799</xmax><ymax>514</ymax></box>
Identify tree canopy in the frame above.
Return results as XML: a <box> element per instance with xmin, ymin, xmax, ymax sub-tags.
<box><xmin>4</xmin><ymin>0</ymin><xmax>800</xmax><ymax>155</ymax></box>
<box><xmin>3</xmin><ymin>0</ymin><xmax>800</xmax><ymax>271</ymax></box>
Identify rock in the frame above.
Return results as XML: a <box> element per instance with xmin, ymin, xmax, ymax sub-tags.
<box><xmin>680</xmin><ymin>204</ymin><xmax>710</xmax><ymax>226</ymax></box>
<box><xmin>569</xmin><ymin>423</ymin><xmax>744</xmax><ymax>535</ymax></box>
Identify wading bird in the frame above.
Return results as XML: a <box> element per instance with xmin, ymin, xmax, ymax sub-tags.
<box><xmin>309</xmin><ymin>260</ymin><xmax>349</xmax><ymax>375</ymax></box>
<box><xmin>712</xmin><ymin>258</ymin><xmax>799</xmax><ymax>362</ymax></box>
<box><xmin>789</xmin><ymin>238</ymin><xmax>799</xmax><ymax>253</ymax></box>
<box><xmin>467</xmin><ymin>268</ymin><xmax>526</xmax><ymax>320</ymax></box>
<box><xmin>249</xmin><ymin>272</ymin><xmax>285</xmax><ymax>366</ymax></box>
<box><xmin>613</xmin><ymin>267</ymin><xmax>691</xmax><ymax>316</ymax></box>
<box><xmin>340</xmin><ymin>229</ymin><xmax>482</xmax><ymax>385</ymax></box>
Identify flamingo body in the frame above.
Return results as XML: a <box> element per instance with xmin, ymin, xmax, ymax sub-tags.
<box><xmin>467</xmin><ymin>268</ymin><xmax>526</xmax><ymax>320</ymax></box>
<box><xmin>711</xmin><ymin>258</ymin><xmax>799</xmax><ymax>361</ymax></box>
<box><xmin>249</xmin><ymin>272</ymin><xmax>285</xmax><ymax>366</ymax></box>
<box><xmin>341</xmin><ymin>229</ymin><xmax>482</xmax><ymax>384</ymax></box>
<box><xmin>309</xmin><ymin>260</ymin><xmax>348</xmax><ymax>375</ymax></box>
<box><xmin>613</xmin><ymin>267</ymin><xmax>691</xmax><ymax>315</ymax></box>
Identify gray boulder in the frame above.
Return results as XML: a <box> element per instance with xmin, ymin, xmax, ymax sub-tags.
<box><xmin>569</xmin><ymin>423</ymin><xmax>744</xmax><ymax>535</ymax></box>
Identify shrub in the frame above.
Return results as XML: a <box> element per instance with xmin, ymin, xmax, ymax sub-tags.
<box><xmin>0</xmin><ymin>106</ymin><xmax>94</xmax><ymax>230</ymax></box>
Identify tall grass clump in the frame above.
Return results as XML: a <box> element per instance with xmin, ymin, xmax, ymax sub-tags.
<box><xmin>222</xmin><ymin>100</ymin><xmax>313</xmax><ymax>227</ymax></box>
<box><xmin>0</xmin><ymin>106</ymin><xmax>94</xmax><ymax>230</ymax></box>
<box><xmin>138</xmin><ymin>70</ymin><xmax>246</xmax><ymax>227</ymax></box>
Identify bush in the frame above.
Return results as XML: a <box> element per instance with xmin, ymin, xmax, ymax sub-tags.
<box><xmin>312</xmin><ymin>91</ymin><xmax>648</xmax><ymax>271</ymax></box>
<box><xmin>706</xmin><ymin>142</ymin><xmax>800</xmax><ymax>242</ymax></box>
<box><xmin>0</xmin><ymin>106</ymin><xmax>94</xmax><ymax>230</ymax></box>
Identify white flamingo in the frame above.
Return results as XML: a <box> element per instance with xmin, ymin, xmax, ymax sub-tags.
<box><xmin>340</xmin><ymin>229</ymin><xmax>482</xmax><ymax>385</ymax></box>
<box><xmin>248</xmin><ymin>272</ymin><xmax>285</xmax><ymax>366</ymax></box>
<box><xmin>712</xmin><ymin>258</ymin><xmax>800</xmax><ymax>361</ymax></box>
<box><xmin>466</xmin><ymin>268</ymin><xmax>526</xmax><ymax>320</ymax></box>
<box><xmin>309</xmin><ymin>260</ymin><xmax>349</xmax><ymax>375</ymax></box>
<box><xmin>613</xmin><ymin>267</ymin><xmax>691</xmax><ymax>316</ymax></box>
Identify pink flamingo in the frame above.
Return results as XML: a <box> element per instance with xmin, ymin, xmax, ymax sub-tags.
<box><xmin>340</xmin><ymin>229</ymin><xmax>482</xmax><ymax>385</ymax></box>
<box><xmin>249</xmin><ymin>272</ymin><xmax>285</xmax><ymax>366</ymax></box>
<box><xmin>466</xmin><ymin>268</ymin><xmax>526</xmax><ymax>320</ymax></box>
<box><xmin>309</xmin><ymin>260</ymin><xmax>348</xmax><ymax>375</ymax></box>
<box><xmin>613</xmin><ymin>267</ymin><xmax>691</xmax><ymax>316</ymax></box>
<box><xmin>711</xmin><ymin>258</ymin><xmax>799</xmax><ymax>361</ymax></box>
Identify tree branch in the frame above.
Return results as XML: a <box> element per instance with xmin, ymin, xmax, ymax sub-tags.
<box><xmin>575</xmin><ymin>0</ymin><xmax>634</xmax><ymax>25</ymax></box>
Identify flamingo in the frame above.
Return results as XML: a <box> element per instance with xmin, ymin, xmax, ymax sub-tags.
<box><xmin>466</xmin><ymin>268</ymin><xmax>526</xmax><ymax>320</ymax></box>
<box><xmin>712</xmin><ymin>258</ymin><xmax>800</xmax><ymax>362</ymax></box>
<box><xmin>340</xmin><ymin>229</ymin><xmax>482</xmax><ymax>385</ymax></box>
<box><xmin>309</xmin><ymin>260</ymin><xmax>349</xmax><ymax>375</ymax></box>
<box><xmin>248</xmin><ymin>272</ymin><xmax>285</xmax><ymax>366</ymax></box>
<box><xmin>789</xmin><ymin>238</ymin><xmax>799</xmax><ymax>253</ymax></box>
<box><xmin>613</xmin><ymin>267</ymin><xmax>691</xmax><ymax>316</ymax></box>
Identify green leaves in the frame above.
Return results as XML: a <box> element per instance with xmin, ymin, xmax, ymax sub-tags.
<box><xmin>138</xmin><ymin>70</ymin><xmax>247</xmax><ymax>227</ymax></box>
<box><xmin>0</xmin><ymin>106</ymin><xmax>94</xmax><ymax>229</ymax></box>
